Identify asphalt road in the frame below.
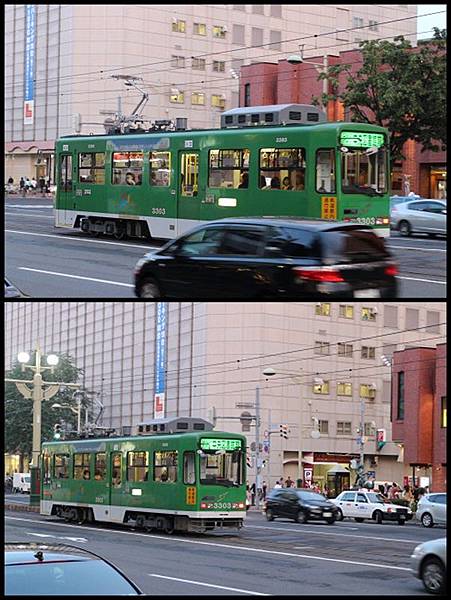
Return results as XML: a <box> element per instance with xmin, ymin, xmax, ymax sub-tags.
<box><xmin>5</xmin><ymin>196</ymin><xmax>447</xmax><ymax>298</ymax></box>
<box><xmin>5</xmin><ymin>507</ymin><xmax>444</xmax><ymax>595</ymax></box>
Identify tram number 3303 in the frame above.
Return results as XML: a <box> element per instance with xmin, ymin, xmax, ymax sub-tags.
<box><xmin>151</xmin><ymin>208</ymin><xmax>166</xmax><ymax>215</ymax></box>
<box><xmin>355</xmin><ymin>217</ymin><xmax>376</xmax><ymax>225</ymax></box>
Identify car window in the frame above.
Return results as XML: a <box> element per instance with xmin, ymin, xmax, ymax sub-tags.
<box><xmin>339</xmin><ymin>492</ymin><xmax>355</xmax><ymax>502</ymax></box>
<box><xmin>174</xmin><ymin>227</ymin><xmax>225</xmax><ymax>257</ymax></box>
<box><xmin>281</xmin><ymin>491</ymin><xmax>295</xmax><ymax>500</ymax></box>
<box><xmin>320</xmin><ymin>228</ymin><xmax>389</xmax><ymax>262</ymax></box>
<box><xmin>434</xmin><ymin>494</ymin><xmax>446</xmax><ymax>504</ymax></box>
<box><xmin>422</xmin><ymin>202</ymin><xmax>446</xmax><ymax>213</ymax></box>
<box><xmin>218</xmin><ymin>227</ymin><xmax>265</xmax><ymax>256</ymax></box>
<box><xmin>408</xmin><ymin>201</ymin><xmax>428</xmax><ymax>211</ymax></box>
<box><xmin>265</xmin><ymin>226</ymin><xmax>319</xmax><ymax>258</ymax></box>
<box><xmin>356</xmin><ymin>493</ymin><xmax>368</xmax><ymax>503</ymax></box>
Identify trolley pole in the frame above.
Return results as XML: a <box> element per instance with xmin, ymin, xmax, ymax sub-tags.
<box><xmin>255</xmin><ymin>386</ymin><xmax>261</xmax><ymax>510</ymax></box>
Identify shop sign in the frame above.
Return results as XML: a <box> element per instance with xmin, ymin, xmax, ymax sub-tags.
<box><xmin>314</xmin><ymin>453</ymin><xmax>358</xmax><ymax>463</ymax></box>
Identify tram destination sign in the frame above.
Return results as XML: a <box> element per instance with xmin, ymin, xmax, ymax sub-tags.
<box><xmin>340</xmin><ymin>132</ymin><xmax>385</xmax><ymax>148</ymax></box>
<box><xmin>200</xmin><ymin>438</ymin><xmax>242</xmax><ymax>451</ymax></box>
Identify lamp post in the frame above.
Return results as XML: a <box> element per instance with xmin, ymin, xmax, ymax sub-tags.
<box><xmin>5</xmin><ymin>344</ymin><xmax>80</xmax><ymax>506</ymax></box>
<box><xmin>51</xmin><ymin>390</ymin><xmax>85</xmax><ymax>435</ymax></box>
<box><xmin>287</xmin><ymin>45</ymin><xmax>329</xmax><ymax>111</ymax></box>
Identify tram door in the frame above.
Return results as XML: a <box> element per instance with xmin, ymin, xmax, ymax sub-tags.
<box><xmin>57</xmin><ymin>153</ymin><xmax>73</xmax><ymax>227</ymax></box>
<box><xmin>177</xmin><ymin>151</ymin><xmax>200</xmax><ymax>231</ymax></box>
<box><xmin>109</xmin><ymin>452</ymin><xmax>124</xmax><ymax>520</ymax></box>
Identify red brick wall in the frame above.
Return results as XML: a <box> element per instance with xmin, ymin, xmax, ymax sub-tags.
<box><xmin>432</xmin><ymin>344</ymin><xmax>447</xmax><ymax>491</ymax></box>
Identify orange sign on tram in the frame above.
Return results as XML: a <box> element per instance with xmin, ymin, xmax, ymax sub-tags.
<box><xmin>321</xmin><ymin>196</ymin><xmax>337</xmax><ymax>220</ymax></box>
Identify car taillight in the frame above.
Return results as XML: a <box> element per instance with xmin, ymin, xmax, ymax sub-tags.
<box><xmin>384</xmin><ymin>264</ymin><xmax>398</xmax><ymax>276</ymax></box>
<box><xmin>293</xmin><ymin>267</ymin><xmax>344</xmax><ymax>283</ymax></box>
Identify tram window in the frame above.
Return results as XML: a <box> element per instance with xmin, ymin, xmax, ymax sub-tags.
<box><xmin>74</xmin><ymin>453</ymin><xmax>91</xmax><ymax>480</ymax></box>
<box><xmin>94</xmin><ymin>453</ymin><xmax>106</xmax><ymax>480</ymax></box>
<box><xmin>54</xmin><ymin>454</ymin><xmax>69</xmax><ymax>479</ymax></box>
<box><xmin>150</xmin><ymin>151</ymin><xmax>171</xmax><ymax>186</ymax></box>
<box><xmin>78</xmin><ymin>152</ymin><xmax>105</xmax><ymax>184</ymax></box>
<box><xmin>59</xmin><ymin>155</ymin><xmax>72</xmax><ymax>191</ymax></box>
<box><xmin>316</xmin><ymin>149</ymin><xmax>336</xmax><ymax>193</ymax></box>
<box><xmin>43</xmin><ymin>453</ymin><xmax>51</xmax><ymax>484</ymax></box>
<box><xmin>180</xmin><ymin>153</ymin><xmax>198</xmax><ymax>196</ymax></box>
<box><xmin>259</xmin><ymin>148</ymin><xmax>306</xmax><ymax>191</ymax></box>
<box><xmin>154</xmin><ymin>450</ymin><xmax>178</xmax><ymax>483</ymax></box>
<box><xmin>183</xmin><ymin>452</ymin><xmax>196</xmax><ymax>484</ymax></box>
<box><xmin>112</xmin><ymin>454</ymin><xmax>122</xmax><ymax>487</ymax></box>
<box><xmin>208</xmin><ymin>149</ymin><xmax>250</xmax><ymax>189</ymax></box>
<box><xmin>112</xmin><ymin>151</ymin><xmax>143</xmax><ymax>186</ymax></box>
<box><xmin>199</xmin><ymin>450</ymin><xmax>243</xmax><ymax>486</ymax></box>
<box><xmin>127</xmin><ymin>451</ymin><xmax>148</xmax><ymax>482</ymax></box>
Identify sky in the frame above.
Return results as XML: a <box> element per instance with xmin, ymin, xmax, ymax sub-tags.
<box><xmin>416</xmin><ymin>4</ymin><xmax>447</xmax><ymax>39</ymax></box>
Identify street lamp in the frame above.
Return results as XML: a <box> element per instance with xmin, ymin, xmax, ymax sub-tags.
<box><xmin>287</xmin><ymin>44</ymin><xmax>329</xmax><ymax>112</ymax></box>
<box><xmin>51</xmin><ymin>390</ymin><xmax>85</xmax><ymax>434</ymax></box>
<box><xmin>5</xmin><ymin>344</ymin><xmax>80</xmax><ymax>506</ymax></box>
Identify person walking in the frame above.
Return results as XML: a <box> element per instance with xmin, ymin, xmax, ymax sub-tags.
<box><xmin>250</xmin><ymin>482</ymin><xmax>256</xmax><ymax>506</ymax></box>
<box><xmin>20</xmin><ymin>177</ymin><xmax>26</xmax><ymax>195</ymax></box>
<box><xmin>262</xmin><ymin>481</ymin><xmax>268</xmax><ymax>500</ymax></box>
<box><xmin>274</xmin><ymin>479</ymin><xmax>283</xmax><ymax>489</ymax></box>
<box><xmin>39</xmin><ymin>176</ymin><xmax>46</xmax><ymax>195</ymax></box>
<box><xmin>285</xmin><ymin>476</ymin><xmax>293</xmax><ymax>488</ymax></box>
<box><xmin>31</xmin><ymin>177</ymin><xmax>38</xmax><ymax>191</ymax></box>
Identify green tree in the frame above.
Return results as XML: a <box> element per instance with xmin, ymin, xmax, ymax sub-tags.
<box><xmin>5</xmin><ymin>352</ymin><xmax>84</xmax><ymax>468</ymax></box>
<box><xmin>316</xmin><ymin>29</ymin><xmax>446</xmax><ymax>164</ymax></box>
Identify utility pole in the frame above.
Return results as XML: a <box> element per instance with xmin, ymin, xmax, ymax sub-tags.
<box><xmin>254</xmin><ymin>386</ymin><xmax>261</xmax><ymax>510</ymax></box>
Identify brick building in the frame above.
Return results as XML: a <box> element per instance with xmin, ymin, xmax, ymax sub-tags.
<box><xmin>240</xmin><ymin>46</ymin><xmax>446</xmax><ymax>199</ymax></box>
<box><xmin>391</xmin><ymin>344</ymin><xmax>447</xmax><ymax>492</ymax></box>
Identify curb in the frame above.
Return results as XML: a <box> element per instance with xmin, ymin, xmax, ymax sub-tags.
<box><xmin>5</xmin><ymin>502</ymin><xmax>40</xmax><ymax>513</ymax></box>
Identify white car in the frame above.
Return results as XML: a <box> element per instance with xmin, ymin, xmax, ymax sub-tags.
<box><xmin>411</xmin><ymin>537</ymin><xmax>446</xmax><ymax>594</ymax></box>
<box><xmin>331</xmin><ymin>490</ymin><xmax>413</xmax><ymax>525</ymax></box>
<box><xmin>416</xmin><ymin>493</ymin><xmax>447</xmax><ymax>528</ymax></box>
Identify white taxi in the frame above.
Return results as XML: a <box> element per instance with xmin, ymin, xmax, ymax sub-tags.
<box><xmin>331</xmin><ymin>490</ymin><xmax>413</xmax><ymax>525</ymax></box>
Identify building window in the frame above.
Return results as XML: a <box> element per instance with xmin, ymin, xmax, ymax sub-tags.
<box><xmin>369</xmin><ymin>20</ymin><xmax>378</xmax><ymax>31</ymax></box>
<box><xmin>127</xmin><ymin>451</ymin><xmax>148</xmax><ymax>482</ymax></box>
<box><xmin>361</xmin><ymin>346</ymin><xmax>376</xmax><ymax>359</ymax></box>
<box><xmin>150</xmin><ymin>151</ymin><xmax>171</xmax><ymax>186</ymax></box>
<box><xmin>406</xmin><ymin>308</ymin><xmax>419</xmax><ymax>329</ymax></box>
<box><xmin>171</xmin><ymin>55</ymin><xmax>185</xmax><ymax>68</ymax></box>
<box><xmin>313</xmin><ymin>381</ymin><xmax>329</xmax><ymax>394</ymax></box>
<box><xmin>191</xmin><ymin>92</ymin><xmax>205</xmax><ymax>105</ymax></box>
<box><xmin>360</xmin><ymin>383</ymin><xmax>376</xmax><ymax>399</ymax></box>
<box><xmin>78</xmin><ymin>153</ymin><xmax>105</xmax><ymax>184</ymax></box>
<box><xmin>337</xmin><ymin>421</ymin><xmax>352</xmax><ymax>435</ymax></box>
<box><xmin>154</xmin><ymin>450</ymin><xmax>178</xmax><ymax>482</ymax></box>
<box><xmin>364</xmin><ymin>422</ymin><xmax>376</xmax><ymax>436</ymax></box>
<box><xmin>397</xmin><ymin>371</ymin><xmax>404</xmax><ymax>420</ymax></box>
<box><xmin>259</xmin><ymin>148</ymin><xmax>306</xmax><ymax>190</ymax></box>
<box><xmin>233</xmin><ymin>24</ymin><xmax>245</xmax><ymax>45</ymax></box>
<box><xmin>208</xmin><ymin>149</ymin><xmax>250</xmax><ymax>188</ymax></box>
<box><xmin>441</xmin><ymin>396</ymin><xmax>447</xmax><ymax>428</ymax></box>
<box><xmin>361</xmin><ymin>307</ymin><xmax>377</xmax><ymax>321</ymax></box>
<box><xmin>192</xmin><ymin>57</ymin><xmax>206</xmax><ymax>70</ymax></box>
<box><xmin>251</xmin><ymin>27</ymin><xmax>263</xmax><ymax>46</ymax></box>
<box><xmin>193</xmin><ymin>22</ymin><xmax>206</xmax><ymax>35</ymax></box>
<box><xmin>73</xmin><ymin>453</ymin><xmax>90</xmax><ymax>480</ymax></box>
<box><xmin>172</xmin><ymin>19</ymin><xmax>186</xmax><ymax>33</ymax></box>
<box><xmin>384</xmin><ymin>305</ymin><xmax>398</xmax><ymax>328</ymax></box>
<box><xmin>339</xmin><ymin>305</ymin><xmax>354</xmax><ymax>319</ymax></box>
<box><xmin>314</xmin><ymin>341</ymin><xmax>330</xmax><ymax>355</ymax></box>
<box><xmin>270</xmin><ymin>4</ymin><xmax>282</xmax><ymax>17</ymax></box>
<box><xmin>112</xmin><ymin>152</ymin><xmax>143</xmax><ymax>185</ymax></box>
<box><xmin>211</xmin><ymin>94</ymin><xmax>226</xmax><ymax>108</ymax></box>
<box><xmin>352</xmin><ymin>16</ymin><xmax>364</xmax><ymax>28</ymax></box>
<box><xmin>315</xmin><ymin>303</ymin><xmax>331</xmax><ymax>316</ymax></box>
<box><xmin>252</xmin><ymin>4</ymin><xmax>264</xmax><ymax>14</ymax></box>
<box><xmin>170</xmin><ymin>90</ymin><xmax>185</xmax><ymax>103</ymax></box>
<box><xmin>426</xmin><ymin>310</ymin><xmax>441</xmax><ymax>333</ymax></box>
<box><xmin>269</xmin><ymin>30</ymin><xmax>282</xmax><ymax>50</ymax></box>
<box><xmin>337</xmin><ymin>382</ymin><xmax>352</xmax><ymax>396</ymax></box>
<box><xmin>318</xmin><ymin>420</ymin><xmax>329</xmax><ymax>434</ymax></box>
<box><xmin>244</xmin><ymin>82</ymin><xmax>251</xmax><ymax>107</ymax></box>
<box><xmin>213</xmin><ymin>25</ymin><xmax>227</xmax><ymax>38</ymax></box>
<box><xmin>213</xmin><ymin>60</ymin><xmax>226</xmax><ymax>72</ymax></box>
<box><xmin>94</xmin><ymin>453</ymin><xmax>106</xmax><ymax>480</ymax></box>
<box><xmin>337</xmin><ymin>342</ymin><xmax>353</xmax><ymax>358</ymax></box>
<box><xmin>54</xmin><ymin>454</ymin><xmax>69</xmax><ymax>479</ymax></box>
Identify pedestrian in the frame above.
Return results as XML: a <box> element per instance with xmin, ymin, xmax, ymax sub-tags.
<box><xmin>274</xmin><ymin>479</ymin><xmax>282</xmax><ymax>489</ymax></box>
<box><xmin>25</xmin><ymin>177</ymin><xmax>32</xmax><ymax>193</ymax></box>
<box><xmin>19</xmin><ymin>177</ymin><xmax>25</xmax><ymax>192</ymax></box>
<box><xmin>285</xmin><ymin>476</ymin><xmax>293</xmax><ymax>488</ymax></box>
<box><xmin>323</xmin><ymin>485</ymin><xmax>330</xmax><ymax>498</ymax></box>
<box><xmin>31</xmin><ymin>177</ymin><xmax>37</xmax><ymax>190</ymax></box>
<box><xmin>262</xmin><ymin>480</ymin><xmax>267</xmax><ymax>500</ymax></box>
<box><xmin>246</xmin><ymin>488</ymin><xmax>251</xmax><ymax>511</ymax></box>
<box><xmin>402</xmin><ymin>484</ymin><xmax>413</xmax><ymax>503</ymax></box>
<box><xmin>250</xmin><ymin>482</ymin><xmax>256</xmax><ymax>505</ymax></box>
<box><xmin>8</xmin><ymin>176</ymin><xmax>14</xmax><ymax>185</ymax></box>
<box><xmin>39</xmin><ymin>176</ymin><xmax>46</xmax><ymax>194</ymax></box>
<box><xmin>388</xmin><ymin>482</ymin><xmax>400</xmax><ymax>500</ymax></box>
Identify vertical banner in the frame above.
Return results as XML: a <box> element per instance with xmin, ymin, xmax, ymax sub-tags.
<box><xmin>24</xmin><ymin>4</ymin><xmax>36</xmax><ymax>125</ymax></box>
<box><xmin>154</xmin><ymin>302</ymin><xmax>167</xmax><ymax>419</ymax></box>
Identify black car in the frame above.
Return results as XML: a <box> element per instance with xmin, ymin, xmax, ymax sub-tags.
<box><xmin>5</xmin><ymin>543</ymin><xmax>143</xmax><ymax>595</ymax></box>
<box><xmin>264</xmin><ymin>489</ymin><xmax>339</xmax><ymax>524</ymax></box>
<box><xmin>134</xmin><ymin>218</ymin><xmax>398</xmax><ymax>298</ymax></box>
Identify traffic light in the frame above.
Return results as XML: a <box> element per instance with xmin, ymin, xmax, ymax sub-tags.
<box><xmin>279</xmin><ymin>424</ymin><xmax>289</xmax><ymax>439</ymax></box>
<box><xmin>53</xmin><ymin>423</ymin><xmax>62</xmax><ymax>439</ymax></box>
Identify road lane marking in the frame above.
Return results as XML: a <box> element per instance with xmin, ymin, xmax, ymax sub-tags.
<box><xmin>18</xmin><ymin>267</ymin><xmax>134</xmax><ymax>288</ymax></box>
<box><xmin>5</xmin><ymin>516</ymin><xmax>412</xmax><ymax>571</ymax></box>
<box><xmin>6</xmin><ymin>229</ymin><xmax>156</xmax><ymax>250</ymax></box>
<box><xmin>386</xmin><ymin>245</ymin><xmax>446</xmax><ymax>252</ymax></box>
<box><xmin>396</xmin><ymin>276</ymin><xmax>446</xmax><ymax>285</ymax></box>
<box><xmin>148</xmin><ymin>574</ymin><xmax>269</xmax><ymax>596</ymax></box>
<box><xmin>6</xmin><ymin>204</ymin><xmax>53</xmax><ymax>208</ymax></box>
<box><xmin>5</xmin><ymin>212</ymin><xmax>54</xmax><ymax>219</ymax></box>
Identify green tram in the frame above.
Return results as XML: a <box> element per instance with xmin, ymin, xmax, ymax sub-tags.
<box><xmin>54</xmin><ymin>104</ymin><xmax>391</xmax><ymax>240</ymax></box>
<box><xmin>40</xmin><ymin>418</ymin><xmax>247</xmax><ymax>534</ymax></box>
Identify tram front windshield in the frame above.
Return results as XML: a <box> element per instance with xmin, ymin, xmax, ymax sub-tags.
<box><xmin>341</xmin><ymin>147</ymin><xmax>388</xmax><ymax>196</ymax></box>
<box><xmin>199</xmin><ymin>449</ymin><xmax>243</xmax><ymax>487</ymax></box>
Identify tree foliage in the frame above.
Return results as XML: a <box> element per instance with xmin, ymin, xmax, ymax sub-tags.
<box><xmin>316</xmin><ymin>29</ymin><xmax>447</xmax><ymax>163</ymax></box>
<box><xmin>5</xmin><ymin>352</ymin><xmax>84</xmax><ymax>459</ymax></box>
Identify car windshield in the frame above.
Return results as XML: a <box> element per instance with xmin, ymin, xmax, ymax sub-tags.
<box><xmin>199</xmin><ymin>449</ymin><xmax>243</xmax><ymax>487</ymax></box>
<box><xmin>5</xmin><ymin>558</ymin><xmax>139</xmax><ymax>595</ymax></box>
<box><xmin>366</xmin><ymin>493</ymin><xmax>386</xmax><ymax>504</ymax></box>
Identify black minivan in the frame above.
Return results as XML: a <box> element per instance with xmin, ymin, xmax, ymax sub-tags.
<box><xmin>134</xmin><ymin>217</ymin><xmax>398</xmax><ymax>299</ymax></box>
<box><xmin>264</xmin><ymin>489</ymin><xmax>339</xmax><ymax>524</ymax></box>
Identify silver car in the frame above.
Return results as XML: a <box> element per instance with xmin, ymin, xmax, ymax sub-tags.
<box><xmin>411</xmin><ymin>537</ymin><xmax>446</xmax><ymax>594</ymax></box>
<box><xmin>416</xmin><ymin>493</ymin><xmax>447</xmax><ymax>528</ymax></box>
<box><xmin>390</xmin><ymin>199</ymin><xmax>446</xmax><ymax>237</ymax></box>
